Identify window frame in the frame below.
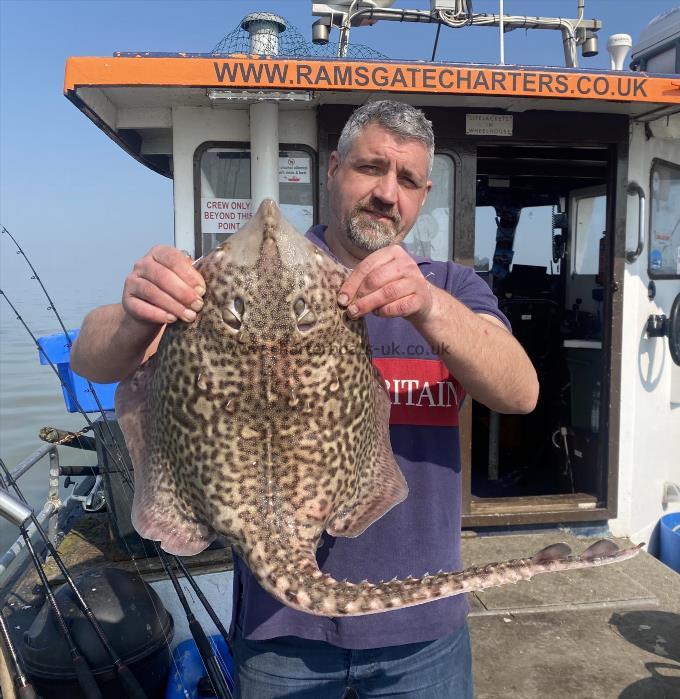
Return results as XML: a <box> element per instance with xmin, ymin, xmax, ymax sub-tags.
<box><xmin>569</xmin><ymin>185</ymin><xmax>607</xmax><ymax>278</ymax></box>
<box><xmin>647</xmin><ymin>157</ymin><xmax>680</xmax><ymax>281</ymax></box>
<box><xmin>193</xmin><ymin>141</ymin><xmax>318</xmax><ymax>257</ymax></box>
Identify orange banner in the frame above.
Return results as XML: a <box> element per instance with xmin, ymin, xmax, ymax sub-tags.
<box><xmin>65</xmin><ymin>56</ymin><xmax>680</xmax><ymax>104</ymax></box>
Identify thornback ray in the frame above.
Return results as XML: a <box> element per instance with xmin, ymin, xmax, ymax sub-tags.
<box><xmin>115</xmin><ymin>199</ymin><xmax>642</xmax><ymax>617</ymax></box>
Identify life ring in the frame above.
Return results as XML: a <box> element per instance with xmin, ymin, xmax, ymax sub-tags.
<box><xmin>669</xmin><ymin>292</ymin><xmax>680</xmax><ymax>367</ymax></box>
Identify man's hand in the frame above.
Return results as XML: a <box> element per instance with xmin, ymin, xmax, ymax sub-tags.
<box><xmin>71</xmin><ymin>245</ymin><xmax>208</xmax><ymax>383</ymax></box>
<box><xmin>123</xmin><ymin>245</ymin><xmax>207</xmax><ymax>325</ymax></box>
<box><xmin>337</xmin><ymin>246</ymin><xmax>433</xmax><ymax>322</ymax></box>
<box><xmin>335</xmin><ymin>244</ymin><xmax>538</xmax><ymax>413</ymax></box>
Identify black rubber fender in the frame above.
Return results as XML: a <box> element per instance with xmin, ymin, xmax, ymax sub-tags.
<box><xmin>670</xmin><ymin>292</ymin><xmax>680</xmax><ymax>367</ymax></box>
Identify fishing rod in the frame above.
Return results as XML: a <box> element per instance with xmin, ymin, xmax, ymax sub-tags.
<box><xmin>172</xmin><ymin>555</ymin><xmax>234</xmax><ymax>656</ymax></box>
<box><xmin>157</xmin><ymin>551</ymin><xmax>233</xmax><ymax>699</ymax></box>
<box><xmin>1</xmin><ymin>225</ymin><xmax>131</xmax><ymax>475</ymax></box>
<box><xmin>0</xmin><ymin>226</ymin><xmax>69</xmax><ymax>338</ymax></box>
<box><xmin>1</xmin><ymin>235</ymin><xmax>238</xmax><ymax>691</ymax></box>
<box><xmin>0</xmin><ymin>610</ymin><xmax>38</xmax><ymax>699</ymax></box>
<box><xmin>0</xmin><ymin>489</ymin><xmax>102</xmax><ymax>699</ymax></box>
<box><xmin>0</xmin><ymin>459</ymin><xmax>147</xmax><ymax>699</ymax></box>
<box><xmin>0</xmin><ymin>608</ymin><xmax>38</xmax><ymax>699</ymax></box>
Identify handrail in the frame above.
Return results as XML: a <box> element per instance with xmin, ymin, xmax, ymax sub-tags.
<box><xmin>625</xmin><ymin>181</ymin><xmax>646</xmax><ymax>263</ymax></box>
<box><xmin>0</xmin><ymin>501</ymin><xmax>57</xmax><ymax>579</ymax></box>
<box><xmin>11</xmin><ymin>443</ymin><xmax>55</xmax><ymax>481</ymax></box>
<box><xmin>0</xmin><ymin>443</ymin><xmax>62</xmax><ymax>583</ymax></box>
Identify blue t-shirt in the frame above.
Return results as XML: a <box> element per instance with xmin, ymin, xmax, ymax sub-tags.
<box><xmin>229</xmin><ymin>225</ymin><xmax>510</xmax><ymax>650</ymax></box>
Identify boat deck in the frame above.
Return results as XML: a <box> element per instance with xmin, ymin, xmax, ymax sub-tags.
<box><xmin>1</xmin><ymin>520</ymin><xmax>678</xmax><ymax>697</ymax></box>
<box><xmin>464</xmin><ymin>530</ymin><xmax>680</xmax><ymax>699</ymax></box>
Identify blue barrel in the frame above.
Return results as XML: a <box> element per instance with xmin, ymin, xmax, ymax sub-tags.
<box><xmin>165</xmin><ymin>635</ymin><xmax>235</xmax><ymax>698</ymax></box>
<box><xmin>659</xmin><ymin>512</ymin><xmax>680</xmax><ymax>574</ymax></box>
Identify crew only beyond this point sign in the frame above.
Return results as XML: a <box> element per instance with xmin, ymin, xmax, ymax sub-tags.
<box><xmin>202</xmin><ymin>156</ymin><xmax>311</xmax><ymax>235</ymax></box>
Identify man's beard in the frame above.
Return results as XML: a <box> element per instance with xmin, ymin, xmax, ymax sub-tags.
<box><xmin>345</xmin><ymin>200</ymin><xmax>402</xmax><ymax>252</ymax></box>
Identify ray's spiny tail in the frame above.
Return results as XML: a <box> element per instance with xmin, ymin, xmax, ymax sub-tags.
<box><xmin>255</xmin><ymin>539</ymin><xmax>643</xmax><ymax>617</ymax></box>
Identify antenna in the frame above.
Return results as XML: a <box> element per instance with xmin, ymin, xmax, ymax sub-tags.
<box><xmin>499</xmin><ymin>0</ymin><xmax>505</xmax><ymax>65</ymax></box>
<box><xmin>312</xmin><ymin>0</ymin><xmax>602</xmax><ymax>67</ymax></box>
<box><xmin>607</xmin><ymin>33</ymin><xmax>632</xmax><ymax>70</ymax></box>
<box><xmin>312</xmin><ymin>1</ymin><xmax>397</xmax><ymax>55</ymax></box>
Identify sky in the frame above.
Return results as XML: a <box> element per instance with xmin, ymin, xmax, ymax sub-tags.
<box><xmin>0</xmin><ymin>0</ymin><xmax>676</xmax><ymax>302</ymax></box>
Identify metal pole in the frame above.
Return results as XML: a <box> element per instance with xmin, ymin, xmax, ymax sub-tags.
<box><xmin>48</xmin><ymin>447</ymin><xmax>60</xmax><ymax>546</ymax></box>
<box><xmin>241</xmin><ymin>13</ymin><xmax>284</xmax><ymax>210</ymax></box>
<box><xmin>11</xmin><ymin>443</ymin><xmax>54</xmax><ymax>481</ymax></box>
<box><xmin>250</xmin><ymin>102</ymin><xmax>280</xmax><ymax>209</ymax></box>
<box><xmin>338</xmin><ymin>23</ymin><xmax>351</xmax><ymax>58</ymax></box>
<box><xmin>499</xmin><ymin>0</ymin><xmax>505</xmax><ymax>65</ymax></box>
<box><xmin>0</xmin><ymin>501</ymin><xmax>55</xmax><ymax>577</ymax></box>
<box><xmin>562</xmin><ymin>23</ymin><xmax>578</xmax><ymax>67</ymax></box>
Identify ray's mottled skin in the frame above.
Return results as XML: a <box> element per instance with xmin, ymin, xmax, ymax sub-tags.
<box><xmin>115</xmin><ymin>200</ymin><xmax>642</xmax><ymax>617</ymax></box>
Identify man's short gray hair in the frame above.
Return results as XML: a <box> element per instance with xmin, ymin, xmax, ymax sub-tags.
<box><xmin>337</xmin><ymin>100</ymin><xmax>435</xmax><ymax>176</ymax></box>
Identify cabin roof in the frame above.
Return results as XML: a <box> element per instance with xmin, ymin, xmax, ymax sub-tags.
<box><xmin>64</xmin><ymin>55</ymin><xmax>680</xmax><ymax>177</ymax></box>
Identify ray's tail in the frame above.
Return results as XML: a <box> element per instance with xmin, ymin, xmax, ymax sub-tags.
<box><xmin>255</xmin><ymin>540</ymin><xmax>643</xmax><ymax>617</ymax></box>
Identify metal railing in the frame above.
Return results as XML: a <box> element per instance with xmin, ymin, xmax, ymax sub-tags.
<box><xmin>0</xmin><ymin>444</ymin><xmax>62</xmax><ymax>581</ymax></box>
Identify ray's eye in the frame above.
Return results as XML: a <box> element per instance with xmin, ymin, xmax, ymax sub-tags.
<box><xmin>293</xmin><ymin>298</ymin><xmax>306</xmax><ymax>316</ymax></box>
<box><xmin>223</xmin><ymin>297</ymin><xmax>244</xmax><ymax>331</ymax></box>
<box><xmin>294</xmin><ymin>297</ymin><xmax>316</xmax><ymax>332</ymax></box>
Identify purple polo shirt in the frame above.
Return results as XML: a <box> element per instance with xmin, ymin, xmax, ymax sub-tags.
<box><xmin>229</xmin><ymin>225</ymin><xmax>510</xmax><ymax>649</ymax></box>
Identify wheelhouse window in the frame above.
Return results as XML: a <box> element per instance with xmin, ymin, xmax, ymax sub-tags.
<box><xmin>403</xmin><ymin>154</ymin><xmax>454</xmax><ymax>261</ymax></box>
<box><xmin>474</xmin><ymin>205</ymin><xmax>558</xmax><ymax>275</ymax></box>
<box><xmin>572</xmin><ymin>194</ymin><xmax>606</xmax><ymax>276</ymax></box>
<box><xmin>198</xmin><ymin>146</ymin><xmax>315</xmax><ymax>255</ymax></box>
<box><xmin>649</xmin><ymin>159</ymin><xmax>680</xmax><ymax>278</ymax></box>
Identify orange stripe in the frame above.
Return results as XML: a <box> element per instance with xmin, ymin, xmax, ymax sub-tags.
<box><xmin>64</xmin><ymin>56</ymin><xmax>680</xmax><ymax>104</ymax></box>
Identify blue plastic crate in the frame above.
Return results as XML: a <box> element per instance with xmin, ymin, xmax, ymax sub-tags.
<box><xmin>37</xmin><ymin>329</ymin><xmax>118</xmax><ymax>413</ymax></box>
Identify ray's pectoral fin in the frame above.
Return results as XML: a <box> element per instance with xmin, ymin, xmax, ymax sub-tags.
<box><xmin>115</xmin><ymin>358</ymin><xmax>216</xmax><ymax>556</ymax></box>
<box><xmin>327</xmin><ymin>370</ymin><xmax>408</xmax><ymax>538</ymax></box>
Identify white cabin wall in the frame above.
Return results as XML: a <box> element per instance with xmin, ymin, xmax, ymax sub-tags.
<box><xmin>171</xmin><ymin>106</ymin><xmax>317</xmax><ymax>255</ymax></box>
<box><xmin>610</xmin><ymin>120</ymin><xmax>680</xmax><ymax>545</ymax></box>
<box><xmin>172</xmin><ymin>106</ymin><xmax>249</xmax><ymax>254</ymax></box>
<box><xmin>279</xmin><ymin>109</ymin><xmax>317</xmax><ymax>148</ymax></box>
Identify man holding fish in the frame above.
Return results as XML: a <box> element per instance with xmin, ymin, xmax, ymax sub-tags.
<box><xmin>73</xmin><ymin>100</ymin><xmax>538</xmax><ymax>698</ymax></box>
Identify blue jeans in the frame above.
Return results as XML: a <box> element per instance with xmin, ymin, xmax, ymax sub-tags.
<box><xmin>232</xmin><ymin>623</ymin><xmax>473</xmax><ymax>698</ymax></box>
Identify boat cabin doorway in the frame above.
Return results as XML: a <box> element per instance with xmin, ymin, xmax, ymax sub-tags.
<box><xmin>467</xmin><ymin>143</ymin><xmax>613</xmax><ymax>524</ymax></box>
<box><xmin>441</xmin><ymin>108</ymin><xmax>633</xmax><ymax>527</ymax></box>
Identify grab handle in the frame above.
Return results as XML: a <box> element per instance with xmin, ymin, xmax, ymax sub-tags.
<box><xmin>625</xmin><ymin>181</ymin><xmax>646</xmax><ymax>263</ymax></box>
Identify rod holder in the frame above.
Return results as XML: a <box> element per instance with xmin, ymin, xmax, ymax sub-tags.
<box><xmin>0</xmin><ymin>490</ymin><xmax>33</xmax><ymax>528</ymax></box>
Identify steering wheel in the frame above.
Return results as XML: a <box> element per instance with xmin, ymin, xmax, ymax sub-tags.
<box><xmin>669</xmin><ymin>292</ymin><xmax>680</xmax><ymax>367</ymax></box>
